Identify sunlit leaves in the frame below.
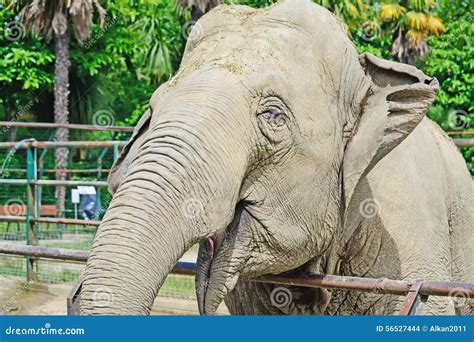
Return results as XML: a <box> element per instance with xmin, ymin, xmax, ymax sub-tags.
<box><xmin>380</xmin><ymin>3</ymin><xmax>407</xmax><ymax>21</ymax></box>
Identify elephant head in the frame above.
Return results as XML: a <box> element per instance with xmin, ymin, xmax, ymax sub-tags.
<box><xmin>80</xmin><ymin>0</ymin><xmax>438</xmax><ymax>315</ymax></box>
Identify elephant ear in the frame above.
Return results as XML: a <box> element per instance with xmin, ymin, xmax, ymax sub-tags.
<box><xmin>107</xmin><ymin>108</ymin><xmax>152</xmax><ymax>194</ymax></box>
<box><xmin>343</xmin><ymin>53</ymin><xmax>439</xmax><ymax>210</ymax></box>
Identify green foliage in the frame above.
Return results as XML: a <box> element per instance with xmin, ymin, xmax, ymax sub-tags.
<box><xmin>420</xmin><ymin>1</ymin><xmax>473</xmax><ymax>173</ymax></box>
<box><xmin>130</xmin><ymin>0</ymin><xmax>184</xmax><ymax>84</ymax></box>
<box><xmin>1</xmin><ymin>0</ymin><xmax>187</xmax><ymax>126</ymax></box>
<box><xmin>68</xmin><ymin>0</ymin><xmax>186</xmax><ymax>125</ymax></box>
<box><xmin>0</xmin><ymin>0</ymin><xmax>472</xmax><ymax>173</ymax></box>
<box><xmin>0</xmin><ymin>5</ymin><xmax>54</xmax><ymax>118</ymax></box>
<box><xmin>422</xmin><ymin>8</ymin><xmax>473</xmax><ymax>112</ymax></box>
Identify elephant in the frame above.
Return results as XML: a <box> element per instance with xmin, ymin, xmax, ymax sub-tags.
<box><xmin>80</xmin><ymin>0</ymin><xmax>473</xmax><ymax>315</ymax></box>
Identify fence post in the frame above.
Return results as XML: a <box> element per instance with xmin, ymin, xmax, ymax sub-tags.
<box><xmin>113</xmin><ymin>144</ymin><xmax>119</xmax><ymax>162</ymax></box>
<box><xmin>26</xmin><ymin>146</ymin><xmax>38</xmax><ymax>281</ymax></box>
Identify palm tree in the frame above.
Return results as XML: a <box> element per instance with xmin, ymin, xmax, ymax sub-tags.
<box><xmin>178</xmin><ymin>0</ymin><xmax>221</xmax><ymax>22</ymax></box>
<box><xmin>315</xmin><ymin>0</ymin><xmax>446</xmax><ymax>65</ymax></box>
<box><xmin>12</xmin><ymin>0</ymin><xmax>105</xmax><ymax>216</ymax></box>
<box><xmin>380</xmin><ymin>1</ymin><xmax>445</xmax><ymax>65</ymax></box>
<box><xmin>131</xmin><ymin>1</ymin><xmax>183</xmax><ymax>84</ymax></box>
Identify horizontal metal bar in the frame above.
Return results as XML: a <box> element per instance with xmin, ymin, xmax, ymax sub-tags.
<box><xmin>0</xmin><ymin>215</ymin><xmax>100</xmax><ymax>226</ymax></box>
<box><xmin>0</xmin><ymin>141</ymin><xmax>127</xmax><ymax>149</ymax></box>
<box><xmin>0</xmin><ymin>243</ymin><xmax>89</xmax><ymax>262</ymax></box>
<box><xmin>254</xmin><ymin>273</ymin><xmax>409</xmax><ymax>295</ymax></box>
<box><xmin>0</xmin><ymin>179</ymin><xmax>108</xmax><ymax>187</ymax></box>
<box><xmin>0</xmin><ymin>244</ymin><xmax>194</xmax><ymax>275</ymax></box>
<box><xmin>2</xmin><ymin>169</ymin><xmax>111</xmax><ymax>174</ymax></box>
<box><xmin>0</xmin><ymin>244</ymin><xmax>472</xmax><ymax>298</ymax></box>
<box><xmin>254</xmin><ymin>273</ymin><xmax>474</xmax><ymax>298</ymax></box>
<box><xmin>0</xmin><ymin>179</ymin><xmax>27</xmax><ymax>185</ymax></box>
<box><xmin>0</xmin><ymin>121</ymin><xmax>134</xmax><ymax>132</ymax></box>
<box><xmin>453</xmin><ymin>139</ymin><xmax>474</xmax><ymax>147</ymax></box>
<box><xmin>34</xmin><ymin>180</ymin><xmax>108</xmax><ymax>187</ymax></box>
<box><xmin>33</xmin><ymin>217</ymin><xmax>101</xmax><ymax>226</ymax></box>
<box><xmin>0</xmin><ymin>215</ymin><xmax>26</xmax><ymax>222</ymax></box>
<box><xmin>448</xmin><ymin>131</ymin><xmax>474</xmax><ymax>135</ymax></box>
<box><xmin>172</xmin><ymin>262</ymin><xmax>199</xmax><ymax>276</ymax></box>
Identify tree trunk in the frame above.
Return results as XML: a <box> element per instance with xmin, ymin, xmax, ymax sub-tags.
<box><xmin>5</xmin><ymin>106</ymin><xmax>17</xmax><ymax>142</ymax></box>
<box><xmin>190</xmin><ymin>6</ymin><xmax>205</xmax><ymax>22</ymax></box>
<box><xmin>53</xmin><ymin>31</ymin><xmax>70</xmax><ymax>218</ymax></box>
<box><xmin>190</xmin><ymin>1</ymin><xmax>220</xmax><ymax>22</ymax></box>
<box><xmin>391</xmin><ymin>29</ymin><xmax>429</xmax><ymax>66</ymax></box>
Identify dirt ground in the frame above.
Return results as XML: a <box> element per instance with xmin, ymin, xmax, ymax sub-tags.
<box><xmin>0</xmin><ymin>276</ymin><xmax>229</xmax><ymax>315</ymax></box>
<box><xmin>0</xmin><ymin>241</ymin><xmax>229</xmax><ymax>315</ymax></box>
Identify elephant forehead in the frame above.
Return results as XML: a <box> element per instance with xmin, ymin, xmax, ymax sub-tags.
<box><xmin>183</xmin><ymin>28</ymin><xmax>321</xmax><ymax>80</ymax></box>
<box><xmin>183</xmin><ymin>4</ymin><xmax>355</xmax><ymax>83</ymax></box>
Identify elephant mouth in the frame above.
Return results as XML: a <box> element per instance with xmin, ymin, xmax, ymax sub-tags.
<box><xmin>206</xmin><ymin>234</ymin><xmax>219</xmax><ymax>257</ymax></box>
<box><xmin>196</xmin><ymin>204</ymin><xmax>252</xmax><ymax>315</ymax></box>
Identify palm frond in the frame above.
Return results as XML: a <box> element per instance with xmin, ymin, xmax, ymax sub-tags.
<box><xmin>14</xmin><ymin>0</ymin><xmax>106</xmax><ymax>42</ymax></box>
<box><xmin>344</xmin><ymin>0</ymin><xmax>360</xmax><ymax>18</ymax></box>
<box><xmin>380</xmin><ymin>3</ymin><xmax>407</xmax><ymax>21</ymax></box>
<box><xmin>406</xmin><ymin>29</ymin><xmax>427</xmax><ymax>46</ymax></box>
<box><xmin>406</xmin><ymin>11</ymin><xmax>428</xmax><ymax>31</ymax></box>
<box><xmin>425</xmin><ymin>14</ymin><xmax>446</xmax><ymax>36</ymax></box>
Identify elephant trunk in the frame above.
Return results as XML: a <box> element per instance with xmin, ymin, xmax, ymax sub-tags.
<box><xmin>80</xmin><ymin>75</ymin><xmax>250</xmax><ymax>315</ymax></box>
<box><xmin>80</xmin><ymin>187</ymin><xmax>192</xmax><ymax>315</ymax></box>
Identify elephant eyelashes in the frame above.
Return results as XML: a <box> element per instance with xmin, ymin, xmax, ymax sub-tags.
<box><xmin>257</xmin><ymin>103</ymin><xmax>292</xmax><ymax>144</ymax></box>
<box><xmin>260</xmin><ymin>107</ymin><xmax>286</xmax><ymax>127</ymax></box>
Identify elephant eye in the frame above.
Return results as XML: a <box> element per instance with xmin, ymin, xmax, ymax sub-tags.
<box><xmin>259</xmin><ymin>106</ymin><xmax>286</xmax><ymax>127</ymax></box>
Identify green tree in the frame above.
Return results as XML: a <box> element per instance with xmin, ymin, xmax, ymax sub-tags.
<box><xmin>11</xmin><ymin>0</ymin><xmax>105</xmax><ymax>216</ymax></box>
<box><xmin>131</xmin><ymin>0</ymin><xmax>184</xmax><ymax>85</ymax></box>
<box><xmin>420</xmin><ymin>0</ymin><xmax>473</xmax><ymax>173</ymax></box>
<box><xmin>313</xmin><ymin>1</ymin><xmax>446</xmax><ymax>65</ymax></box>
<box><xmin>0</xmin><ymin>4</ymin><xmax>54</xmax><ymax>140</ymax></box>
<box><xmin>379</xmin><ymin>1</ymin><xmax>445</xmax><ymax>65</ymax></box>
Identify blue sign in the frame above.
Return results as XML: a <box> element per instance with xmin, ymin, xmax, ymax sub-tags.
<box><xmin>0</xmin><ymin>316</ymin><xmax>472</xmax><ymax>342</ymax></box>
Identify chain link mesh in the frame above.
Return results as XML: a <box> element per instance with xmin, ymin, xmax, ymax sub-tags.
<box><xmin>0</xmin><ymin>126</ymin><xmax>196</xmax><ymax>314</ymax></box>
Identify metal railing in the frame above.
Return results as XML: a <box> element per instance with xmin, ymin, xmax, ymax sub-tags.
<box><xmin>0</xmin><ymin>126</ymin><xmax>127</xmax><ymax>280</ymax></box>
<box><xmin>0</xmin><ymin>243</ymin><xmax>472</xmax><ymax>315</ymax></box>
<box><xmin>0</xmin><ymin>121</ymin><xmax>134</xmax><ymax>132</ymax></box>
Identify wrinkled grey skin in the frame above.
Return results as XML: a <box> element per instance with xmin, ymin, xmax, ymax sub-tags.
<box><xmin>80</xmin><ymin>0</ymin><xmax>473</xmax><ymax>315</ymax></box>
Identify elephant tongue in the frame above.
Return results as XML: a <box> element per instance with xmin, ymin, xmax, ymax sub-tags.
<box><xmin>207</xmin><ymin>234</ymin><xmax>218</xmax><ymax>257</ymax></box>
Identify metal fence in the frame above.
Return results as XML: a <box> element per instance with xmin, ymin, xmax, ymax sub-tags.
<box><xmin>0</xmin><ymin>123</ymin><xmax>195</xmax><ymax>303</ymax></box>
<box><xmin>0</xmin><ymin>244</ymin><xmax>472</xmax><ymax>316</ymax></box>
